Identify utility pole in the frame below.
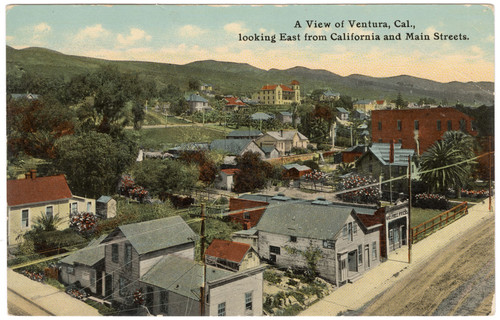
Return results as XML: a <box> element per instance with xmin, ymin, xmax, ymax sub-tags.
<box><xmin>199</xmin><ymin>203</ymin><xmax>206</xmax><ymax>316</ymax></box>
<box><xmin>408</xmin><ymin>155</ymin><xmax>412</xmax><ymax>264</ymax></box>
<box><xmin>489</xmin><ymin>136</ymin><xmax>492</xmax><ymax>212</ymax></box>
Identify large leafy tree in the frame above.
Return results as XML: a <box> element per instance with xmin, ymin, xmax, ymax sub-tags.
<box><xmin>7</xmin><ymin>96</ymin><xmax>75</xmax><ymax>159</ymax></box>
<box><xmin>419</xmin><ymin>132</ymin><xmax>475</xmax><ymax>195</ymax></box>
<box><xmin>233</xmin><ymin>151</ymin><xmax>273</xmax><ymax>193</ymax></box>
<box><xmin>54</xmin><ymin>131</ymin><xmax>137</xmax><ymax>198</ymax></box>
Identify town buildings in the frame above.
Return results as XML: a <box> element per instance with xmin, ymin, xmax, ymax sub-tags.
<box><xmin>6</xmin><ymin>170</ymin><xmax>95</xmax><ymax>247</ymax></box>
<box><xmin>256</xmin><ymin>130</ymin><xmax>309</xmax><ymax>155</ymax></box>
<box><xmin>371</xmin><ymin>107</ymin><xmax>477</xmax><ymax>155</ymax></box>
<box><xmin>186</xmin><ymin>94</ymin><xmax>212</xmax><ymax>113</ymax></box>
<box><xmin>253</xmin><ymin>80</ymin><xmax>301</xmax><ymax>105</ymax></box>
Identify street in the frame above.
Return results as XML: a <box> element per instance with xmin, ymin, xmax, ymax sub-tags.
<box><xmin>7</xmin><ymin>289</ymin><xmax>53</xmax><ymax>316</ymax></box>
<box><xmin>357</xmin><ymin>213</ymin><xmax>495</xmax><ymax>316</ymax></box>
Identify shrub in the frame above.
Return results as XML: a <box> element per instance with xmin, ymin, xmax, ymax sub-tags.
<box><xmin>264</xmin><ymin>270</ymin><xmax>282</xmax><ymax>285</ymax></box>
<box><xmin>414</xmin><ymin>193</ymin><xmax>450</xmax><ymax>210</ymax></box>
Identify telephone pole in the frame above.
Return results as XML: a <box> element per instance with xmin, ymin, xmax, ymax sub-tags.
<box><xmin>408</xmin><ymin>155</ymin><xmax>412</xmax><ymax>264</ymax></box>
<box><xmin>199</xmin><ymin>203</ymin><xmax>207</xmax><ymax>316</ymax></box>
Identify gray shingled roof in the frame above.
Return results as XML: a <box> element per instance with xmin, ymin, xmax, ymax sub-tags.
<box><xmin>59</xmin><ymin>234</ymin><xmax>107</xmax><ymax>267</ymax></box>
<box><xmin>261</xmin><ymin>145</ymin><xmax>277</xmax><ymax>154</ymax></box>
<box><xmin>251</xmin><ymin>112</ymin><xmax>273</xmax><ymax>121</ymax></box>
<box><xmin>140</xmin><ymin>255</ymin><xmax>232</xmax><ymax>300</ymax></box>
<box><xmin>282</xmin><ymin>163</ymin><xmax>311</xmax><ymax>171</ymax></box>
<box><xmin>255</xmin><ymin>201</ymin><xmax>353</xmax><ymax>240</ymax></box>
<box><xmin>186</xmin><ymin>94</ymin><xmax>208</xmax><ymax>103</ymax></box>
<box><xmin>210</xmin><ymin>139</ymin><xmax>253</xmax><ymax>155</ymax></box>
<box><xmin>97</xmin><ymin>195</ymin><xmax>113</xmax><ymax>204</ymax></box>
<box><xmin>226</xmin><ymin>130</ymin><xmax>263</xmax><ymax>138</ymax></box>
<box><xmin>364</xmin><ymin>143</ymin><xmax>415</xmax><ymax>166</ymax></box>
<box><xmin>118</xmin><ymin>216</ymin><xmax>198</xmax><ymax>255</ymax></box>
<box><xmin>336</xmin><ymin>107</ymin><xmax>348</xmax><ymax>114</ymax></box>
<box><xmin>265</xmin><ymin>130</ymin><xmax>308</xmax><ymax>141</ymax></box>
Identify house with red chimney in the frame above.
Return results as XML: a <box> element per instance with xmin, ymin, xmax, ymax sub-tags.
<box><xmin>7</xmin><ymin>170</ymin><xmax>96</xmax><ymax>247</ymax></box>
<box><xmin>371</xmin><ymin>107</ymin><xmax>477</xmax><ymax>155</ymax></box>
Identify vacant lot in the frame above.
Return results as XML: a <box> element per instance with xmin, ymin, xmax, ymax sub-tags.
<box><xmin>135</xmin><ymin>126</ymin><xmax>226</xmax><ymax>150</ymax></box>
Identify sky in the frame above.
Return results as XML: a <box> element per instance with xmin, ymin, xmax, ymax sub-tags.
<box><xmin>4</xmin><ymin>3</ymin><xmax>495</xmax><ymax>83</ymax></box>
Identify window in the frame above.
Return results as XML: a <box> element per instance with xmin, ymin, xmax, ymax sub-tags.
<box><xmin>342</xmin><ymin>225</ymin><xmax>348</xmax><ymax>238</ymax></box>
<box><xmin>460</xmin><ymin>119</ymin><xmax>467</xmax><ymax>131</ymax></box>
<box><xmin>398</xmin><ymin>139</ymin><xmax>403</xmax><ymax>144</ymax></box>
<box><xmin>119</xmin><ymin>276</ymin><xmax>128</xmax><ymax>296</ymax></box>
<box><xmin>348</xmin><ymin>222</ymin><xmax>353</xmax><ymax>241</ymax></box>
<box><xmin>67</xmin><ymin>265</ymin><xmax>74</xmax><ymax>275</ymax></box>
<box><xmin>397</xmin><ymin>120</ymin><xmax>402</xmax><ymax>131</ymax></box>
<box><xmin>378</xmin><ymin>139</ymin><xmax>383</xmax><ymax>143</ymax></box>
<box><xmin>160</xmin><ymin>290</ymin><xmax>169</xmax><ymax>313</ymax></box>
<box><xmin>290</xmin><ymin>236</ymin><xmax>297</xmax><ymax>243</ymax></box>
<box><xmin>353</xmin><ymin>223</ymin><xmax>357</xmax><ymax>235</ymax></box>
<box><xmin>218</xmin><ymin>302</ymin><xmax>226</xmax><ymax>316</ymax></box>
<box><xmin>414</xmin><ymin>120</ymin><xmax>419</xmax><ymax>130</ymax></box>
<box><xmin>372</xmin><ymin>241</ymin><xmax>377</xmax><ymax>260</ymax></box>
<box><xmin>358</xmin><ymin>245</ymin><xmax>363</xmax><ymax>264</ymax></box>
<box><xmin>87</xmin><ymin>202</ymin><xmax>92</xmax><ymax>213</ymax></box>
<box><xmin>269</xmin><ymin>246</ymin><xmax>281</xmax><ymax>255</ymax></box>
<box><xmin>125</xmin><ymin>243</ymin><xmax>132</xmax><ymax>267</ymax></box>
<box><xmin>21</xmin><ymin>209</ymin><xmax>29</xmax><ymax>228</ymax></box>
<box><xmin>369</xmin><ymin>164</ymin><xmax>373</xmax><ymax>173</ymax></box>
<box><xmin>437</xmin><ymin>120</ymin><xmax>442</xmax><ymax>131</ymax></box>
<box><xmin>112</xmin><ymin>244</ymin><xmax>119</xmax><ymax>263</ymax></box>
<box><xmin>70</xmin><ymin>202</ymin><xmax>78</xmax><ymax>214</ymax></box>
<box><xmin>45</xmin><ymin>206</ymin><xmax>53</xmax><ymax>220</ymax></box>
<box><xmin>378</xmin><ymin>121</ymin><xmax>382</xmax><ymax>130</ymax></box>
<box><xmin>323</xmin><ymin>240</ymin><xmax>335</xmax><ymax>249</ymax></box>
<box><xmin>243</xmin><ymin>211</ymin><xmax>250</xmax><ymax>220</ymax></box>
<box><xmin>245</xmin><ymin>292</ymin><xmax>253</xmax><ymax>310</ymax></box>
<box><xmin>447</xmin><ymin>120</ymin><xmax>452</xmax><ymax>131</ymax></box>
<box><xmin>90</xmin><ymin>271</ymin><xmax>96</xmax><ymax>286</ymax></box>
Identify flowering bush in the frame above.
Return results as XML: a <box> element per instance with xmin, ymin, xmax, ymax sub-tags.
<box><xmin>461</xmin><ymin>189</ymin><xmax>489</xmax><ymax>198</ymax></box>
<box><xmin>337</xmin><ymin>174</ymin><xmax>381</xmax><ymax>204</ymax></box>
<box><xmin>66</xmin><ymin>287</ymin><xmax>88</xmax><ymax>300</ymax></box>
<box><xmin>120</xmin><ymin>174</ymin><xmax>149</xmax><ymax>202</ymax></box>
<box><xmin>133</xmin><ymin>288</ymin><xmax>144</xmax><ymax>305</ymax></box>
<box><xmin>22</xmin><ymin>269</ymin><xmax>44</xmax><ymax>282</ymax></box>
<box><xmin>70</xmin><ymin>211</ymin><xmax>98</xmax><ymax>236</ymax></box>
<box><xmin>414</xmin><ymin>193</ymin><xmax>450</xmax><ymax>210</ymax></box>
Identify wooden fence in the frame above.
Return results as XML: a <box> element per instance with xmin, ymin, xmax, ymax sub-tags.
<box><xmin>411</xmin><ymin>201</ymin><xmax>468</xmax><ymax>244</ymax></box>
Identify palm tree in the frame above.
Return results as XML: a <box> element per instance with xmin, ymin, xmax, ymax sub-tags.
<box><xmin>32</xmin><ymin>212</ymin><xmax>64</xmax><ymax>232</ymax></box>
<box><xmin>419</xmin><ymin>139</ymin><xmax>472</xmax><ymax>195</ymax></box>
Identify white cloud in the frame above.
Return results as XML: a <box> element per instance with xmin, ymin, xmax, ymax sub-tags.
<box><xmin>34</xmin><ymin>22</ymin><xmax>51</xmax><ymax>33</ymax></box>
<box><xmin>178</xmin><ymin>25</ymin><xmax>207</xmax><ymax>38</ymax></box>
<box><xmin>75</xmin><ymin>24</ymin><xmax>111</xmax><ymax>41</ymax></box>
<box><xmin>485</xmin><ymin>34</ymin><xmax>494</xmax><ymax>43</ymax></box>
<box><xmin>424</xmin><ymin>26</ymin><xmax>437</xmax><ymax>36</ymax></box>
<box><xmin>224</xmin><ymin>22</ymin><xmax>249</xmax><ymax>34</ymax></box>
<box><xmin>116</xmin><ymin>28</ymin><xmax>152</xmax><ymax>47</ymax></box>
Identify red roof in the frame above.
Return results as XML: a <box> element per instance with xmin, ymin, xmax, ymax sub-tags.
<box><xmin>260</xmin><ymin>84</ymin><xmax>294</xmax><ymax>92</ymax></box>
<box><xmin>356</xmin><ymin>213</ymin><xmax>383</xmax><ymax>228</ymax></box>
<box><xmin>376</xmin><ymin>100</ymin><xmax>385</xmax><ymax>105</ymax></box>
<box><xmin>290</xmin><ymin>80</ymin><xmax>300</xmax><ymax>85</ymax></box>
<box><xmin>7</xmin><ymin>174</ymin><xmax>72</xmax><ymax>207</ymax></box>
<box><xmin>224</xmin><ymin>97</ymin><xmax>246</xmax><ymax>106</ymax></box>
<box><xmin>221</xmin><ymin>168</ymin><xmax>240</xmax><ymax>175</ymax></box>
<box><xmin>205</xmin><ymin>239</ymin><xmax>251</xmax><ymax>263</ymax></box>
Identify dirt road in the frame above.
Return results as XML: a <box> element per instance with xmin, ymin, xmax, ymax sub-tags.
<box><xmin>355</xmin><ymin>214</ymin><xmax>495</xmax><ymax>316</ymax></box>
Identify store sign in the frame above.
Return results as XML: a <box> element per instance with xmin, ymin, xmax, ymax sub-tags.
<box><xmin>386</xmin><ymin>207</ymin><xmax>408</xmax><ymax>221</ymax></box>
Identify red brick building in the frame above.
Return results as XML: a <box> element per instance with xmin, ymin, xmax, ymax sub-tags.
<box><xmin>371</xmin><ymin>108</ymin><xmax>477</xmax><ymax>155</ymax></box>
<box><xmin>227</xmin><ymin>198</ymin><xmax>269</xmax><ymax>230</ymax></box>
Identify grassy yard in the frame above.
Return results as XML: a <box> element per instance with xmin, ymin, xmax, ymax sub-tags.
<box><xmin>135</xmin><ymin>126</ymin><xmax>226</xmax><ymax>150</ymax></box>
<box><xmin>410</xmin><ymin>207</ymin><xmax>443</xmax><ymax>228</ymax></box>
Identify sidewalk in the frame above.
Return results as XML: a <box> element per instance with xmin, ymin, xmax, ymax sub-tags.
<box><xmin>7</xmin><ymin>268</ymin><xmax>101</xmax><ymax>316</ymax></box>
<box><xmin>300</xmin><ymin>198</ymin><xmax>495</xmax><ymax>316</ymax></box>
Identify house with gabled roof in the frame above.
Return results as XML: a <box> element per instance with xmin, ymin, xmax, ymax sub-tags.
<box><xmin>255</xmin><ymin>130</ymin><xmax>309</xmax><ymax>155</ymax></box>
<box><xmin>320</xmin><ymin>90</ymin><xmax>341</xmax><ymax>101</ymax></box>
<box><xmin>186</xmin><ymin>94</ymin><xmax>212</xmax><ymax>113</ymax></box>
<box><xmin>355</xmin><ymin>142</ymin><xmax>417</xmax><ymax>194</ymax></box>
<box><xmin>276</xmin><ymin>111</ymin><xmax>293</xmax><ymax>124</ymax></box>
<box><xmin>59</xmin><ymin>234</ymin><xmax>107</xmax><ymax>295</ymax></box>
<box><xmin>138</xmin><ymin>255</ymin><xmax>266</xmax><ymax>316</ymax></box>
<box><xmin>101</xmin><ymin>216</ymin><xmax>198</xmax><ymax>305</ymax></box>
<box><xmin>336</xmin><ymin>107</ymin><xmax>349</xmax><ymax>121</ymax></box>
<box><xmin>7</xmin><ymin>170</ymin><xmax>95</xmax><ymax>247</ymax></box>
<box><xmin>254</xmin><ymin>197</ymin><xmax>382</xmax><ymax>285</ymax></box>
<box><xmin>210</xmin><ymin>139</ymin><xmax>265</xmax><ymax>158</ymax></box>
<box><xmin>205</xmin><ymin>239</ymin><xmax>260</xmax><ymax>272</ymax></box>
<box><xmin>216</xmin><ymin>168</ymin><xmax>240</xmax><ymax>191</ymax></box>
<box><xmin>223</xmin><ymin>96</ymin><xmax>247</xmax><ymax>111</ymax></box>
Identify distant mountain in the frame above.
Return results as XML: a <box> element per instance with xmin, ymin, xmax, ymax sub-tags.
<box><xmin>6</xmin><ymin>46</ymin><xmax>494</xmax><ymax>105</ymax></box>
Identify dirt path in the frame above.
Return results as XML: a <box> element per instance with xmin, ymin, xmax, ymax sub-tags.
<box><xmin>356</xmin><ymin>214</ymin><xmax>495</xmax><ymax>316</ymax></box>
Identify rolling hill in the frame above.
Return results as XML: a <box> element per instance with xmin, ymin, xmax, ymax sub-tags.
<box><xmin>6</xmin><ymin>46</ymin><xmax>494</xmax><ymax>105</ymax></box>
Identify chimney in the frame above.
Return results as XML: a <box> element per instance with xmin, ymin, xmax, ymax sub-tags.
<box><xmin>30</xmin><ymin>169</ymin><xmax>37</xmax><ymax>179</ymax></box>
